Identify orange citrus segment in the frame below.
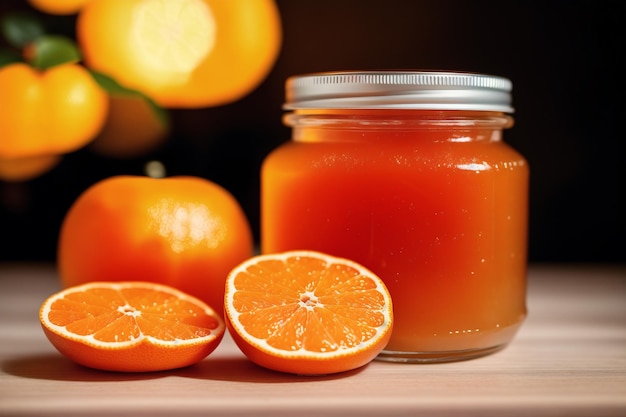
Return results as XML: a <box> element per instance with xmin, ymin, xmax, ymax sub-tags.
<box><xmin>224</xmin><ymin>251</ymin><xmax>393</xmax><ymax>375</ymax></box>
<box><xmin>40</xmin><ymin>281</ymin><xmax>225</xmax><ymax>372</ymax></box>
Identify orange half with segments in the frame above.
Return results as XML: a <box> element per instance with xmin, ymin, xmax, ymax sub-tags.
<box><xmin>40</xmin><ymin>281</ymin><xmax>225</xmax><ymax>372</ymax></box>
<box><xmin>224</xmin><ymin>250</ymin><xmax>393</xmax><ymax>375</ymax></box>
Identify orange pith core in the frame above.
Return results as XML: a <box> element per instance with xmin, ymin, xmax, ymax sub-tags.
<box><xmin>47</xmin><ymin>285</ymin><xmax>221</xmax><ymax>344</ymax></box>
<box><xmin>231</xmin><ymin>256</ymin><xmax>388</xmax><ymax>353</ymax></box>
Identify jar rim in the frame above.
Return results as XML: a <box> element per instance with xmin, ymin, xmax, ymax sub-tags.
<box><xmin>284</xmin><ymin>70</ymin><xmax>514</xmax><ymax>113</ymax></box>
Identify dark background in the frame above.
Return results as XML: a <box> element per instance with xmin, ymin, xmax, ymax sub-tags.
<box><xmin>1</xmin><ymin>0</ymin><xmax>624</xmax><ymax>263</ymax></box>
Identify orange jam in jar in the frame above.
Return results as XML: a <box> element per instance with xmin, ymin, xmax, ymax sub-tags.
<box><xmin>261</xmin><ymin>71</ymin><xmax>528</xmax><ymax>363</ymax></box>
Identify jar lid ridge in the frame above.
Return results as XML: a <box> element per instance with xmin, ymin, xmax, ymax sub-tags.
<box><xmin>284</xmin><ymin>70</ymin><xmax>514</xmax><ymax>113</ymax></box>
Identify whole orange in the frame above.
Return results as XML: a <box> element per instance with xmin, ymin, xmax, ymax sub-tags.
<box><xmin>58</xmin><ymin>175</ymin><xmax>253</xmax><ymax>316</ymax></box>
<box><xmin>76</xmin><ymin>0</ymin><xmax>282</xmax><ymax>108</ymax></box>
<box><xmin>0</xmin><ymin>63</ymin><xmax>108</xmax><ymax>159</ymax></box>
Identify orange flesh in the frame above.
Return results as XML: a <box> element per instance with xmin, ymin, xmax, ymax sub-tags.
<box><xmin>261</xmin><ymin>110</ymin><xmax>528</xmax><ymax>353</ymax></box>
<box><xmin>232</xmin><ymin>257</ymin><xmax>388</xmax><ymax>353</ymax></box>
<box><xmin>47</xmin><ymin>286</ymin><xmax>222</xmax><ymax>343</ymax></box>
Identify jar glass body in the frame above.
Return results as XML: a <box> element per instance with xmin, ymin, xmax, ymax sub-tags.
<box><xmin>261</xmin><ymin>109</ymin><xmax>528</xmax><ymax>363</ymax></box>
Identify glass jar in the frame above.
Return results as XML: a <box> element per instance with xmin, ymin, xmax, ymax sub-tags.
<box><xmin>261</xmin><ymin>71</ymin><xmax>528</xmax><ymax>363</ymax></box>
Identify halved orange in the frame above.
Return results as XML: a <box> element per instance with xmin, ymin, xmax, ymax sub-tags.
<box><xmin>224</xmin><ymin>250</ymin><xmax>394</xmax><ymax>375</ymax></box>
<box><xmin>40</xmin><ymin>281</ymin><xmax>225</xmax><ymax>372</ymax></box>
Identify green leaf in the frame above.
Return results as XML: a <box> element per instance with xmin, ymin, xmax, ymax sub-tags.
<box><xmin>143</xmin><ymin>97</ymin><xmax>170</xmax><ymax>128</ymax></box>
<box><xmin>89</xmin><ymin>70</ymin><xmax>170</xmax><ymax>128</ymax></box>
<box><xmin>89</xmin><ymin>70</ymin><xmax>136</xmax><ymax>95</ymax></box>
<box><xmin>31</xmin><ymin>35</ymin><xmax>81</xmax><ymax>70</ymax></box>
<box><xmin>1</xmin><ymin>12</ymin><xmax>45</xmax><ymax>48</ymax></box>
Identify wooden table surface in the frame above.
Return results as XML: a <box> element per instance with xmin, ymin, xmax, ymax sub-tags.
<box><xmin>1</xmin><ymin>263</ymin><xmax>625</xmax><ymax>417</ymax></box>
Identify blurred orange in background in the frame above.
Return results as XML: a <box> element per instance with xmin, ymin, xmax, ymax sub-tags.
<box><xmin>6</xmin><ymin>0</ymin><xmax>282</xmax><ymax>183</ymax></box>
<box><xmin>27</xmin><ymin>0</ymin><xmax>92</xmax><ymax>15</ymax></box>
<box><xmin>89</xmin><ymin>94</ymin><xmax>170</xmax><ymax>158</ymax></box>
<box><xmin>0</xmin><ymin>154</ymin><xmax>61</xmax><ymax>182</ymax></box>
<box><xmin>77</xmin><ymin>0</ymin><xmax>282</xmax><ymax>108</ymax></box>
<box><xmin>0</xmin><ymin>62</ymin><xmax>108</xmax><ymax>174</ymax></box>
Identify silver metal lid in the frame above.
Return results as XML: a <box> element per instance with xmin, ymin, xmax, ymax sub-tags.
<box><xmin>284</xmin><ymin>71</ymin><xmax>514</xmax><ymax>112</ymax></box>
